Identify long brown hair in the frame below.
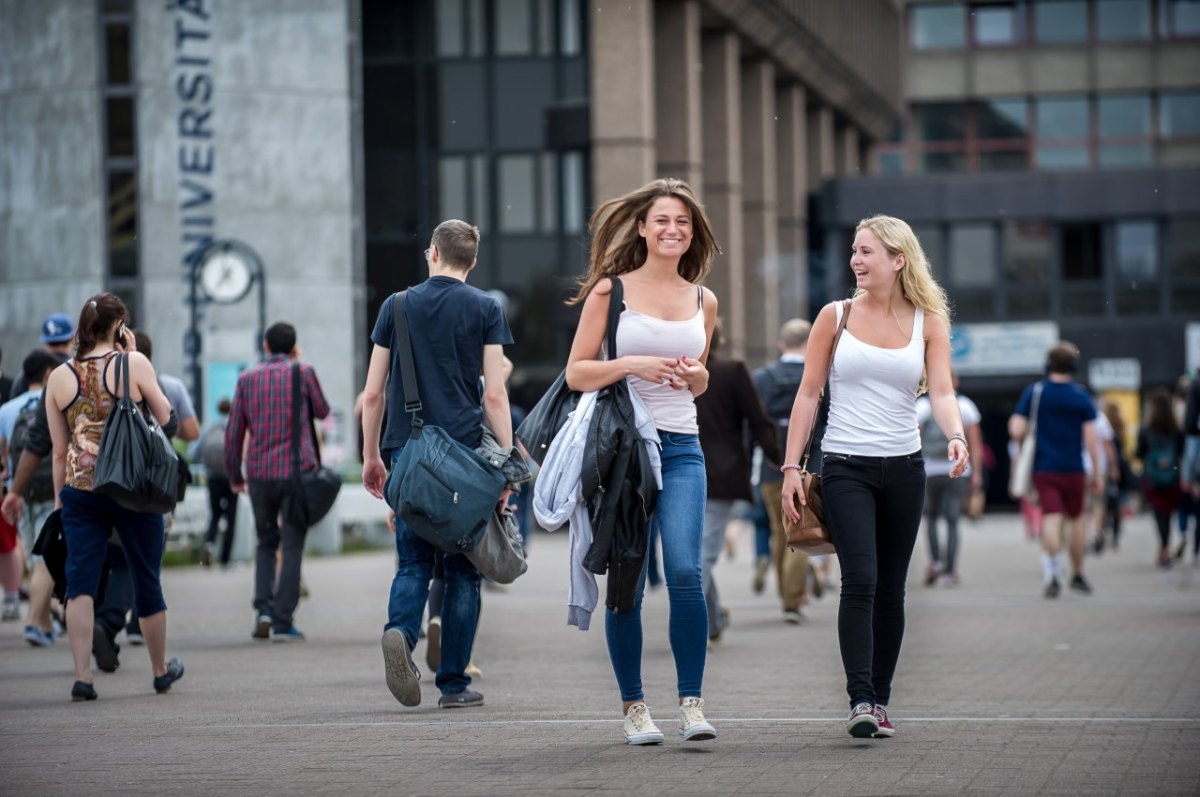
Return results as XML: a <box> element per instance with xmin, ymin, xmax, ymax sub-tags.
<box><xmin>1145</xmin><ymin>388</ymin><xmax>1179</xmax><ymax>438</ymax></box>
<box><xmin>75</xmin><ymin>293</ymin><xmax>129</xmax><ymax>356</ymax></box>
<box><xmin>567</xmin><ymin>177</ymin><xmax>720</xmax><ymax>305</ymax></box>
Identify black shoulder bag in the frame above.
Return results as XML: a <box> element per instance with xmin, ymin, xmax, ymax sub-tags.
<box><xmin>515</xmin><ymin>277</ymin><xmax>624</xmax><ymax>465</ymax></box>
<box><xmin>93</xmin><ymin>353</ymin><xmax>180</xmax><ymax>514</ymax></box>
<box><xmin>383</xmin><ymin>291</ymin><xmax>507</xmax><ymax>553</ymax></box>
<box><xmin>280</xmin><ymin>363</ymin><xmax>341</xmax><ymax>529</ymax></box>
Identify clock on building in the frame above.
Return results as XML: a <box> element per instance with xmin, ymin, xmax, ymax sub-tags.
<box><xmin>198</xmin><ymin>245</ymin><xmax>253</xmax><ymax>304</ymax></box>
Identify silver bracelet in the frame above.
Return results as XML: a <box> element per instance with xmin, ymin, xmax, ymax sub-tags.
<box><xmin>948</xmin><ymin>433</ymin><xmax>967</xmax><ymax>447</ymax></box>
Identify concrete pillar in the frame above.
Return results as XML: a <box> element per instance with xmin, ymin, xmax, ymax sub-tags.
<box><xmin>837</xmin><ymin>124</ymin><xmax>862</xmax><ymax>176</ymax></box>
<box><xmin>590</xmin><ymin>0</ymin><xmax>655</xmax><ymax>203</ymax></box>
<box><xmin>776</xmin><ymin>82</ymin><xmax>809</xmax><ymax>326</ymax></box>
<box><xmin>807</xmin><ymin>103</ymin><xmax>835</xmax><ymax>194</ymax></box>
<box><xmin>740</xmin><ymin>59</ymin><xmax>778</xmax><ymax>364</ymax></box>
<box><xmin>654</xmin><ymin>0</ymin><xmax>702</xmax><ymax>188</ymax></box>
<box><xmin>701</xmin><ymin>31</ymin><xmax>744</xmax><ymax>358</ymax></box>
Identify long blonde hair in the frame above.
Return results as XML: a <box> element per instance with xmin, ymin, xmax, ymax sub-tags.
<box><xmin>567</xmin><ymin>177</ymin><xmax>721</xmax><ymax>305</ymax></box>
<box><xmin>854</xmin><ymin>215</ymin><xmax>950</xmax><ymax>326</ymax></box>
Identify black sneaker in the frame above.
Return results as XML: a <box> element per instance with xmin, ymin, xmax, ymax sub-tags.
<box><xmin>438</xmin><ymin>688</ymin><xmax>484</xmax><ymax>709</ymax></box>
<box><xmin>71</xmin><ymin>681</ymin><xmax>97</xmax><ymax>702</ymax></box>
<box><xmin>153</xmin><ymin>658</ymin><xmax>185</xmax><ymax>694</ymax></box>
<box><xmin>846</xmin><ymin>702</ymin><xmax>879</xmax><ymax>738</ymax></box>
<box><xmin>1069</xmin><ymin>574</ymin><xmax>1093</xmax><ymax>595</ymax></box>
<box><xmin>92</xmin><ymin>622</ymin><xmax>120</xmax><ymax>673</ymax></box>
<box><xmin>382</xmin><ymin>628</ymin><xmax>422</xmax><ymax>707</ymax></box>
<box><xmin>1044</xmin><ymin>578</ymin><xmax>1061</xmax><ymax>599</ymax></box>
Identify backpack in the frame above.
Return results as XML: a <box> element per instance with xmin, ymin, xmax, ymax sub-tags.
<box><xmin>1143</xmin><ymin>433</ymin><xmax>1178</xmax><ymax>489</ymax></box>
<box><xmin>10</xmin><ymin>395</ymin><xmax>55</xmax><ymax>503</ymax></box>
<box><xmin>758</xmin><ymin>362</ymin><xmax>803</xmax><ymax>452</ymax></box>
<box><xmin>197</xmin><ymin>421</ymin><xmax>227</xmax><ymax>478</ymax></box>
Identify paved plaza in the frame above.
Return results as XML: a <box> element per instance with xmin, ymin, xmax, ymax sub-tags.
<box><xmin>1</xmin><ymin>510</ymin><xmax>1198</xmax><ymax>796</ymax></box>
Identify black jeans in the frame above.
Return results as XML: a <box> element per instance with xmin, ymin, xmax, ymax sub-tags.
<box><xmin>204</xmin><ymin>476</ymin><xmax>238</xmax><ymax>566</ymax></box>
<box><xmin>248</xmin><ymin>479</ymin><xmax>307</xmax><ymax>631</ymax></box>
<box><xmin>822</xmin><ymin>451</ymin><xmax>926</xmax><ymax>708</ymax></box>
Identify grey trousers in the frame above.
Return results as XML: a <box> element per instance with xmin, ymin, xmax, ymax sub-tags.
<box><xmin>248</xmin><ymin>479</ymin><xmax>307</xmax><ymax>630</ymax></box>
<box><xmin>701</xmin><ymin>499</ymin><xmax>735</xmax><ymax>639</ymax></box>
<box><xmin>924</xmin><ymin>473</ymin><xmax>969</xmax><ymax>573</ymax></box>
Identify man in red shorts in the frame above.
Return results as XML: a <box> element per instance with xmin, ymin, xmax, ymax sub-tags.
<box><xmin>1009</xmin><ymin>342</ymin><xmax>1104</xmax><ymax>598</ymax></box>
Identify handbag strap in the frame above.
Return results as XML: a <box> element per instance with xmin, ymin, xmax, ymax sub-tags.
<box><xmin>1028</xmin><ymin>381</ymin><xmax>1043</xmax><ymax>440</ymax></box>
<box><xmin>800</xmin><ymin>299</ymin><xmax>853</xmax><ymax>472</ymax></box>
<box><xmin>605</xmin><ymin>277</ymin><xmax>624</xmax><ymax>360</ymax></box>
<box><xmin>290</xmin><ymin>362</ymin><xmax>323</xmax><ymax>474</ymax></box>
<box><xmin>391</xmin><ymin>291</ymin><xmax>425</xmax><ymax>435</ymax></box>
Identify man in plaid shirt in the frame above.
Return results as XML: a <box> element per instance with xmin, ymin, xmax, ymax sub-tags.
<box><xmin>225</xmin><ymin>322</ymin><xmax>330</xmax><ymax>642</ymax></box>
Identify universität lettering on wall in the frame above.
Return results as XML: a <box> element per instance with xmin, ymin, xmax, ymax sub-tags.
<box><xmin>171</xmin><ymin>0</ymin><xmax>214</xmax><ymax>271</ymax></box>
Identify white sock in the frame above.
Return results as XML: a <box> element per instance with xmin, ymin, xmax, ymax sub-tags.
<box><xmin>1053</xmin><ymin>553</ymin><xmax>1065</xmax><ymax>579</ymax></box>
<box><xmin>3</xmin><ymin>592</ymin><xmax>17</xmax><ymax>603</ymax></box>
<box><xmin>1040</xmin><ymin>553</ymin><xmax>1056</xmax><ymax>583</ymax></box>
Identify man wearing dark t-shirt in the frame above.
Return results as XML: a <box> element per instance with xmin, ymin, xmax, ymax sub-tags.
<box><xmin>1009</xmin><ymin>341</ymin><xmax>1103</xmax><ymax>599</ymax></box>
<box><xmin>361</xmin><ymin>219</ymin><xmax>513</xmax><ymax>710</ymax></box>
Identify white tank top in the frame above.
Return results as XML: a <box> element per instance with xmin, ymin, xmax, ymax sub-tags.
<box><xmin>612</xmin><ymin>288</ymin><xmax>708</xmax><ymax>434</ymax></box>
<box><xmin>821</xmin><ymin>301</ymin><xmax>925</xmax><ymax>457</ymax></box>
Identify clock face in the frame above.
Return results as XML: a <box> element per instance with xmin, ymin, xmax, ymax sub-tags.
<box><xmin>200</xmin><ymin>251</ymin><xmax>252</xmax><ymax>303</ymax></box>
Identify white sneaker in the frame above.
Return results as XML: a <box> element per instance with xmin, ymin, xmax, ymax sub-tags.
<box><xmin>623</xmin><ymin>703</ymin><xmax>664</xmax><ymax>746</ymax></box>
<box><xmin>678</xmin><ymin>696</ymin><xmax>717</xmax><ymax>741</ymax></box>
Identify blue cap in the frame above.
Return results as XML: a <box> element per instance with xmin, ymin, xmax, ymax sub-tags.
<box><xmin>40</xmin><ymin>313</ymin><xmax>75</xmax><ymax>344</ymax></box>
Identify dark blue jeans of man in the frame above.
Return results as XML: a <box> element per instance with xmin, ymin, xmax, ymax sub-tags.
<box><xmin>822</xmin><ymin>451</ymin><xmax>925</xmax><ymax>709</ymax></box>
<box><xmin>386</xmin><ymin>448</ymin><xmax>481</xmax><ymax>697</ymax></box>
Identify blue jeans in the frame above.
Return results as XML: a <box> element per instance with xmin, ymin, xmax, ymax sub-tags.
<box><xmin>606</xmin><ymin>431</ymin><xmax>707</xmax><ymax>702</ymax></box>
<box><xmin>60</xmin><ymin>486</ymin><xmax>166</xmax><ymax>618</ymax></box>
<box><xmin>752</xmin><ymin>485</ymin><xmax>772</xmax><ymax>560</ymax></box>
<box><xmin>385</xmin><ymin>448</ymin><xmax>481</xmax><ymax>696</ymax></box>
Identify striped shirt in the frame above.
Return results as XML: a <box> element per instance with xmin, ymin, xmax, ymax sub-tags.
<box><xmin>225</xmin><ymin>355</ymin><xmax>330</xmax><ymax>484</ymax></box>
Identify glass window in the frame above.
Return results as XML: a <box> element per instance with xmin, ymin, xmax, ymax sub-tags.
<box><xmin>108</xmin><ymin>171</ymin><xmax>138</xmax><ymax>277</ymax></box>
<box><xmin>1036</xmin><ymin>96</ymin><xmax>1089</xmax><ymax>139</ymax></box>
<box><xmin>1097</xmin><ymin>0</ymin><xmax>1152</xmax><ymax>40</ymax></box>
<box><xmin>499</xmin><ymin>155</ymin><xmax>536</xmax><ymax>232</ymax></box>
<box><xmin>496</xmin><ymin>0</ymin><xmax>532</xmax><ymax>55</ymax></box>
<box><xmin>537</xmin><ymin>0</ymin><xmax>555</xmax><ymax>55</ymax></box>
<box><xmin>980</xmin><ymin>150</ymin><xmax>1028</xmax><ymax>170</ymax></box>
<box><xmin>437</xmin><ymin>63</ymin><xmax>487</xmax><ymax>150</ymax></box>
<box><xmin>439</xmin><ymin>157</ymin><xmax>468</xmax><ymax>221</ymax></box>
<box><xmin>472</xmin><ymin>155</ymin><xmax>490</xmax><ymax>232</ymax></box>
<box><xmin>1034</xmin><ymin>1</ymin><xmax>1088</xmax><ymax>43</ymax></box>
<box><xmin>921</xmin><ymin>152</ymin><xmax>966</xmax><ymax>172</ymax></box>
<box><xmin>1166</xmin><ymin>0</ymin><xmax>1200</xmax><ymax>35</ymax></box>
<box><xmin>1036</xmin><ymin>146</ymin><xmax>1089</xmax><ymax>169</ymax></box>
<box><xmin>978</xmin><ymin>98</ymin><xmax>1028</xmax><ymax>138</ymax></box>
<box><xmin>1098</xmin><ymin>144</ymin><xmax>1153</xmax><ymax>166</ymax></box>
<box><xmin>105</xmin><ymin>24</ymin><xmax>131</xmax><ymax>84</ymax></box>
<box><xmin>1003</xmin><ymin>220</ymin><xmax>1051</xmax><ymax>284</ymax></box>
<box><xmin>106</xmin><ymin>97</ymin><xmax>135</xmax><ymax>158</ymax></box>
<box><xmin>877</xmin><ymin>150</ymin><xmax>906</xmax><ymax>174</ymax></box>
<box><xmin>437</xmin><ymin>0</ymin><xmax>464</xmax><ymax>56</ymax></box>
<box><xmin>1115</xmin><ymin>221</ymin><xmax>1158</xmax><ymax>280</ymax></box>
<box><xmin>1168</xmin><ymin>219</ymin><xmax>1200</xmax><ymax>282</ymax></box>
<box><xmin>1161</xmin><ymin>92</ymin><xmax>1200</xmax><ymax>137</ymax></box>
<box><xmin>540</xmin><ymin>153</ymin><xmax>558</xmax><ymax>232</ymax></box>
<box><xmin>972</xmin><ymin>3</ymin><xmax>1019</xmax><ymax>45</ymax></box>
<box><xmin>1060</xmin><ymin>222</ymin><xmax>1103</xmax><ymax>280</ymax></box>
<box><xmin>911</xmin><ymin>5</ymin><xmax>966</xmax><ymax>49</ymax></box>
<box><xmin>1007</xmin><ymin>291</ymin><xmax>1051</xmax><ymax>319</ymax></box>
<box><xmin>562</xmin><ymin>151</ymin><xmax>585</xmax><ymax>234</ymax></box>
<box><xmin>1098</xmin><ymin>94</ymin><xmax>1150</xmax><ymax>137</ymax></box>
<box><xmin>468</xmin><ymin>0</ymin><xmax>486</xmax><ymax>56</ymax></box>
<box><xmin>949</xmin><ymin>223</ymin><xmax>996</xmax><ymax>287</ymax></box>
<box><xmin>915</xmin><ymin>103</ymin><xmax>966</xmax><ymax>140</ymax></box>
<box><xmin>560</xmin><ymin>0</ymin><xmax>582</xmax><ymax>55</ymax></box>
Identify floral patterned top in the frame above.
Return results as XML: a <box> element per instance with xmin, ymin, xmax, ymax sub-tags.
<box><xmin>64</xmin><ymin>352</ymin><xmax>119</xmax><ymax>491</ymax></box>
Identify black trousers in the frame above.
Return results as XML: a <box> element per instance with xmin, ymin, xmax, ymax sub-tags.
<box><xmin>822</xmin><ymin>451</ymin><xmax>926</xmax><ymax>708</ymax></box>
<box><xmin>204</xmin><ymin>476</ymin><xmax>238</xmax><ymax>566</ymax></box>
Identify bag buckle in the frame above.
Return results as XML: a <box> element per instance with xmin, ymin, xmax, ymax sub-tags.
<box><xmin>453</xmin><ymin>492</ymin><xmax>459</xmax><ymax>505</ymax></box>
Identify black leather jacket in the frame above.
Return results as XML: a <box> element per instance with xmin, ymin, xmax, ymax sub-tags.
<box><xmin>580</xmin><ymin>378</ymin><xmax>659</xmax><ymax>613</ymax></box>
